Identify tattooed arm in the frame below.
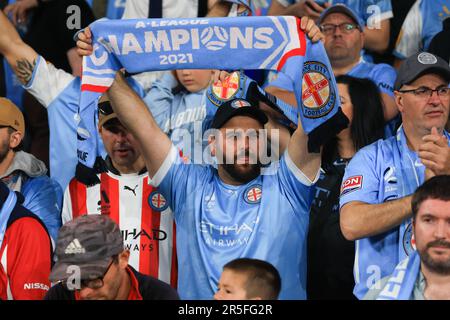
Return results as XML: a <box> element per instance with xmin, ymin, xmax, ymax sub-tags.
<box><xmin>0</xmin><ymin>10</ymin><xmax>38</xmax><ymax>85</ymax></box>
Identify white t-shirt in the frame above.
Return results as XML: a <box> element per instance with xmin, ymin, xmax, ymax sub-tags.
<box><xmin>122</xmin><ymin>0</ymin><xmax>200</xmax><ymax>19</ymax></box>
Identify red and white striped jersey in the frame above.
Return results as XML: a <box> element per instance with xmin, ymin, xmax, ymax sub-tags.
<box><xmin>62</xmin><ymin>171</ymin><xmax>177</xmax><ymax>288</ymax></box>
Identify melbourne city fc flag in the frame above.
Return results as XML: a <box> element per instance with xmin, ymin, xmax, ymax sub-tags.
<box><xmin>78</xmin><ymin>16</ymin><xmax>347</xmax><ymax>185</ymax></box>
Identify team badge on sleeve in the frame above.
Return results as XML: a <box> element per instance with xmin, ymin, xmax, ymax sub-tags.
<box><xmin>301</xmin><ymin>61</ymin><xmax>336</xmax><ymax>119</ymax></box>
<box><xmin>244</xmin><ymin>185</ymin><xmax>262</xmax><ymax>204</ymax></box>
<box><xmin>148</xmin><ymin>191</ymin><xmax>169</xmax><ymax>212</ymax></box>
<box><xmin>402</xmin><ymin>222</ymin><xmax>417</xmax><ymax>256</ymax></box>
<box><xmin>340</xmin><ymin>175</ymin><xmax>363</xmax><ymax>196</ymax></box>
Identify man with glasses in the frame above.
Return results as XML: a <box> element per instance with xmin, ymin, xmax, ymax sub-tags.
<box><xmin>266</xmin><ymin>4</ymin><xmax>399</xmax><ymax>130</ymax></box>
<box><xmin>45</xmin><ymin>214</ymin><xmax>179</xmax><ymax>300</ymax></box>
<box><xmin>339</xmin><ymin>52</ymin><xmax>450</xmax><ymax>299</ymax></box>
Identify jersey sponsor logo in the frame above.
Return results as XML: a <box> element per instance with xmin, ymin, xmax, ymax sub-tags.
<box><xmin>148</xmin><ymin>191</ymin><xmax>169</xmax><ymax>211</ymax></box>
<box><xmin>64</xmin><ymin>239</ymin><xmax>86</xmax><ymax>255</ymax></box>
<box><xmin>383</xmin><ymin>167</ymin><xmax>398</xmax><ymax>195</ymax></box>
<box><xmin>402</xmin><ymin>221</ymin><xmax>416</xmax><ymax>256</ymax></box>
<box><xmin>122</xmin><ymin>228</ymin><xmax>168</xmax><ymax>242</ymax></box>
<box><xmin>244</xmin><ymin>184</ymin><xmax>262</xmax><ymax>204</ymax></box>
<box><xmin>378</xmin><ymin>82</ymin><xmax>393</xmax><ymax>92</ymax></box>
<box><xmin>124</xmin><ymin>184</ymin><xmax>138</xmax><ymax>196</ymax></box>
<box><xmin>341</xmin><ymin>175</ymin><xmax>363</xmax><ymax>196</ymax></box>
<box><xmin>231</xmin><ymin>99</ymin><xmax>251</xmax><ymax>108</ymax></box>
<box><xmin>301</xmin><ymin>61</ymin><xmax>336</xmax><ymax>119</ymax></box>
<box><xmin>23</xmin><ymin>283</ymin><xmax>50</xmax><ymax>291</ymax></box>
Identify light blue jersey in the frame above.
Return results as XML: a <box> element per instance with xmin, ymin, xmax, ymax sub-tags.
<box><xmin>339</xmin><ymin>128</ymin><xmax>450</xmax><ymax>299</ymax></box>
<box><xmin>150</xmin><ymin>145</ymin><xmax>317</xmax><ymax>299</ymax></box>
<box><xmin>143</xmin><ymin>73</ymin><xmax>216</xmax><ymax>164</ymax></box>
<box><xmin>395</xmin><ymin>0</ymin><xmax>450</xmax><ymax>59</ymax></box>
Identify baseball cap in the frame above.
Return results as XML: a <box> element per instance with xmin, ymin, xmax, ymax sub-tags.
<box><xmin>49</xmin><ymin>215</ymin><xmax>124</xmax><ymax>283</ymax></box>
<box><xmin>0</xmin><ymin>97</ymin><xmax>25</xmax><ymax>134</ymax></box>
<box><xmin>318</xmin><ymin>3</ymin><xmax>364</xmax><ymax>31</ymax></box>
<box><xmin>211</xmin><ymin>98</ymin><xmax>268</xmax><ymax>129</ymax></box>
<box><xmin>394</xmin><ymin>52</ymin><xmax>450</xmax><ymax>90</ymax></box>
<box><xmin>97</xmin><ymin>99</ymin><xmax>118</xmax><ymax>128</ymax></box>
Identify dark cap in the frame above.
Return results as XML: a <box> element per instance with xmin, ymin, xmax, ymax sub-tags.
<box><xmin>49</xmin><ymin>215</ymin><xmax>124</xmax><ymax>283</ymax></box>
<box><xmin>211</xmin><ymin>98</ymin><xmax>268</xmax><ymax>129</ymax></box>
<box><xmin>98</xmin><ymin>100</ymin><xmax>118</xmax><ymax>128</ymax></box>
<box><xmin>394</xmin><ymin>52</ymin><xmax>450</xmax><ymax>90</ymax></box>
<box><xmin>318</xmin><ymin>3</ymin><xmax>364</xmax><ymax>30</ymax></box>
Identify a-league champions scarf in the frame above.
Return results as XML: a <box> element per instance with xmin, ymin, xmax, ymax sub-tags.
<box><xmin>78</xmin><ymin>16</ymin><xmax>348</xmax><ymax>186</ymax></box>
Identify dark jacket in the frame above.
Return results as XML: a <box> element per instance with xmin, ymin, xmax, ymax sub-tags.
<box><xmin>44</xmin><ymin>266</ymin><xmax>179</xmax><ymax>300</ymax></box>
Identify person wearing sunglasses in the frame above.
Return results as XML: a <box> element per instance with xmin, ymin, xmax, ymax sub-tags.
<box><xmin>61</xmin><ymin>96</ymin><xmax>178</xmax><ymax>288</ymax></box>
<box><xmin>339</xmin><ymin>52</ymin><xmax>450</xmax><ymax>299</ymax></box>
<box><xmin>45</xmin><ymin>214</ymin><xmax>179</xmax><ymax>300</ymax></box>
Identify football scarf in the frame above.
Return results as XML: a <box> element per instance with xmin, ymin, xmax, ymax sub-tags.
<box><xmin>393</xmin><ymin>125</ymin><xmax>423</xmax><ymax>263</ymax></box>
<box><xmin>376</xmin><ymin>252</ymin><xmax>421</xmax><ymax>300</ymax></box>
<box><xmin>77</xmin><ymin>16</ymin><xmax>347</xmax><ymax>185</ymax></box>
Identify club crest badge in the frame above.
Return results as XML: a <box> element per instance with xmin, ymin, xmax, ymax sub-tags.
<box><xmin>301</xmin><ymin>61</ymin><xmax>336</xmax><ymax>119</ymax></box>
<box><xmin>148</xmin><ymin>191</ymin><xmax>169</xmax><ymax>212</ymax></box>
<box><xmin>402</xmin><ymin>221</ymin><xmax>416</xmax><ymax>256</ymax></box>
<box><xmin>244</xmin><ymin>185</ymin><xmax>262</xmax><ymax>204</ymax></box>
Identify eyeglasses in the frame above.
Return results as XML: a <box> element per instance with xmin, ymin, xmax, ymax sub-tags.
<box><xmin>319</xmin><ymin>23</ymin><xmax>359</xmax><ymax>35</ymax></box>
<box><xmin>62</xmin><ymin>259</ymin><xmax>115</xmax><ymax>291</ymax></box>
<box><xmin>398</xmin><ymin>86</ymin><xmax>450</xmax><ymax>99</ymax></box>
<box><xmin>79</xmin><ymin>259</ymin><xmax>115</xmax><ymax>290</ymax></box>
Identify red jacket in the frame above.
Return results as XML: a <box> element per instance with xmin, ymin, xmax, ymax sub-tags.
<box><xmin>0</xmin><ymin>211</ymin><xmax>52</xmax><ymax>300</ymax></box>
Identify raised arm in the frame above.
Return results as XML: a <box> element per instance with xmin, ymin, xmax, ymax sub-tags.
<box><xmin>363</xmin><ymin>19</ymin><xmax>390</xmax><ymax>54</ymax></box>
<box><xmin>0</xmin><ymin>10</ymin><xmax>38</xmax><ymax>85</ymax></box>
<box><xmin>106</xmin><ymin>72</ymin><xmax>172</xmax><ymax>178</ymax></box>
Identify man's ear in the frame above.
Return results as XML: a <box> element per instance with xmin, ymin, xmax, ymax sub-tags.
<box><xmin>394</xmin><ymin>91</ymin><xmax>404</xmax><ymax>113</ymax></box>
<box><xmin>118</xmin><ymin>250</ymin><xmax>130</xmax><ymax>269</ymax></box>
<box><xmin>208</xmin><ymin>135</ymin><xmax>216</xmax><ymax>157</ymax></box>
<box><xmin>9</xmin><ymin>131</ymin><xmax>23</xmax><ymax>149</ymax></box>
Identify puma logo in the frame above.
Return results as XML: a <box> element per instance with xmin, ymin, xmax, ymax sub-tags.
<box><xmin>124</xmin><ymin>185</ymin><xmax>138</xmax><ymax>196</ymax></box>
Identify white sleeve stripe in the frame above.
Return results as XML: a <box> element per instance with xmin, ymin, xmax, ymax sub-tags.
<box><xmin>148</xmin><ymin>145</ymin><xmax>178</xmax><ymax>187</ymax></box>
<box><xmin>83</xmin><ymin>65</ymin><xmax>117</xmax><ymax>75</ymax></box>
<box><xmin>23</xmin><ymin>55</ymin><xmax>75</xmax><ymax>108</ymax></box>
<box><xmin>394</xmin><ymin>0</ymin><xmax>422</xmax><ymax>57</ymax></box>
<box><xmin>81</xmin><ymin>76</ymin><xmax>115</xmax><ymax>87</ymax></box>
<box><xmin>23</xmin><ymin>55</ymin><xmax>42</xmax><ymax>90</ymax></box>
<box><xmin>284</xmin><ymin>149</ymin><xmax>320</xmax><ymax>186</ymax></box>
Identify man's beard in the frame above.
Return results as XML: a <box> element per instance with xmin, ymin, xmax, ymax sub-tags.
<box><xmin>222</xmin><ymin>162</ymin><xmax>261</xmax><ymax>184</ymax></box>
<box><xmin>0</xmin><ymin>139</ymin><xmax>10</xmax><ymax>163</ymax></box>
<box><xmin>420</xmin><ymin>239</ymin><xmax>450</xmax><ymax>275</ymax></box>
